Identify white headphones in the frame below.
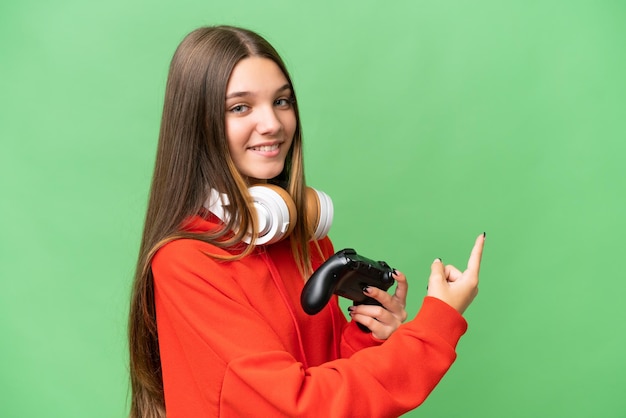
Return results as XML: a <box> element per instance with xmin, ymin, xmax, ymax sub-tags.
<box><xmin>204</xmin><ymin>184</ymin><xmax>333</xmax><ymax>245</ymax></box>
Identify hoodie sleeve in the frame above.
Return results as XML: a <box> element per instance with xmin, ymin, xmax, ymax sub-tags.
<box><xmin>153</xmin><ymin>238</ymin><xmax>467</xmax><ymax>418</ymax></box>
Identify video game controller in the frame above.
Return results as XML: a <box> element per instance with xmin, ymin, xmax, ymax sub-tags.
<box><xmin>300</xmin><ymin>248</ymin><xmax>395</xmax><ymax>321</ymax></box>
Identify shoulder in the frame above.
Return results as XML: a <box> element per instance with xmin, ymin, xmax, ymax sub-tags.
<box><xmin>309</xmin><ymin>235</ymin><xmax>335</xmax><ymax>268</ymax></box>
<box><xmin>152</xmin><ymin>238</ymin><xmax>232</xmax><ymax>277</ymax></box>
<box><xmin>154</xmin><ymin>237</ymin><xmax>225</xmax><ymax>259</ymax></box>
<box><xmin>318</xmin><ymin>236</ymin><xmax>335</xmax><ymax>257</ymax></box>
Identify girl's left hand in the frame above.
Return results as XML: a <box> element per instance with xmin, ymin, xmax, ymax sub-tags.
<box><xmin>348</xmin><ymin>270</ymin><xmax>408</xmax><ymax>340</ymax></box>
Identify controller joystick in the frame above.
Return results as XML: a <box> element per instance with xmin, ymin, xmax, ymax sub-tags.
<box><xmin>301</xmin><ymin>248</ymin><xmax>395</xmax><ymax>331</ymax></box>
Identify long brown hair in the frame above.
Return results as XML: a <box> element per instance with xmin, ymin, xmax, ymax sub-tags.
<box><xmin>128</xmin><ymin>26</ymin><xmax>312</xmax><ymax>418</ymax></box>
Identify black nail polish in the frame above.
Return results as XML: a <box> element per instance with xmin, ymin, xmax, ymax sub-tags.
<box><xmin>483</xmin><ymin>232</ymin><xmax>486</xmax><ymax>238</ymax></box>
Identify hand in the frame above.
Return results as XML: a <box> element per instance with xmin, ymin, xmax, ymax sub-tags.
<box><xmin>427</xmin><ymin>233</ymin><xmax>485</xmax><ymax>314</ymax></box>
<box><xmin>348</xmin><ymin>270</ymin><xmax>408</xmax><ymax>340</ymax></box>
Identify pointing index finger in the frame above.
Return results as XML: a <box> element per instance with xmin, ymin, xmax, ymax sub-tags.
<box><xmin>467</xmin><ymin>232</ymin><xmax>486</xmax><ymax>273</ymax></box>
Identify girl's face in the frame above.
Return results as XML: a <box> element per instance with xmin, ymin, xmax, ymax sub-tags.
<box><xmin>225</xmin><ymin>57</ymin><xmax>296</xmax><ymax>183</ymax></box>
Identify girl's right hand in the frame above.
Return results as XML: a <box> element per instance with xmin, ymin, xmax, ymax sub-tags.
<box><xmin>426</xmin><ymin>233</ymin><xmax>485</xmax><ymax>314</ymax></box>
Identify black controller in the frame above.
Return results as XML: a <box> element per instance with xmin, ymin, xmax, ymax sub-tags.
<box><xmin>301</xmin><ymin>249</ymin><xmax>395</xmax><ymax>323</ymax></box>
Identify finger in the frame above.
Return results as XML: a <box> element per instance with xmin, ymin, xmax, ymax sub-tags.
<box><xmin>354</xmin><ymin>315</ymin><xmax>390</xmax><ymax>340</ymax></box>
<box><xmin>444</xmin><ymin>264</ymin><xmax>463</xmax><ymax>282</ymax></box>
<box><xmin>362</xmin><ymin>287</ymin><xmax>406</xmax><ymax>317</ymax></box>
<box><xmin>359</xmin><ymin>300</ymin><xmax>405</xmax><ymax>324</ymax></box>
<box><xmin>350</xmin><ymin>303</ymin><xmax>386</xmax><ymax>319</ymax></box>
<box><xmin>350</xmin><ymin>312</ymin><xmax>380</xmax><ymax>329</ymax></box>
<box><xmin>429</xmin><ymin>258</ymin><xmax>445</xmax><ymax>286</ymax></box>
<box><xmin>467</xmin><ymin>233</ymin><xmax>486</xmax><ymax>273</ymax></box>
<box><xmin>350</xmin><ymin>310</ymin><xmax>398</xmax><ymax>337</ymax></box>
<box><xmin>392</xmin><ymin>270</ymin><xmax>408</xmax><ymax>304</ymax></box>
<box><xmin>357</xmin><ymin>307</ymin><xmax>396</xmax><ymax>327</ymax></box>
<box><xmin>363</xmin><ymin>286</ymin><xmax>392</xmax><ymax>306</ymax></box>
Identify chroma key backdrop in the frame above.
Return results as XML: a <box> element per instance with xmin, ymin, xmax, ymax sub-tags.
<box><xmin>1</xmin><ymin>1</ymin><xmax>625</xmax><ymax>417</ymax></box>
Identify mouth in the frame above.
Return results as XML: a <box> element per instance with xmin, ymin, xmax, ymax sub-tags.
<box><xmin>249</xmin><ymin>143</ymin><xmax>280</xmax><ymax>152</ymax></box>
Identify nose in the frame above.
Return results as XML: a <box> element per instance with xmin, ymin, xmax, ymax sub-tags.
<box><xmin>255</xmin><ymin>105</ymin><xmax>282</xmax><ymax>136</ymax></box>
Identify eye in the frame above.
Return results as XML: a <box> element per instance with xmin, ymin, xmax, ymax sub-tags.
<box><xmin>274</xmin><ymin>97</ymin><xmax>294</xmax><ymax>108</ymax></box>
<box><xmin>229</xmin><ymin>104</ymin><xmax>249</xmax><ymax>114</ymax></box>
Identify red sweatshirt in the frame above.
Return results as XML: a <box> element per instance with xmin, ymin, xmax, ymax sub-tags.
<box><xmin>152</xmin><ymin>214</ymin><xmax>468</xmax><ymax>417</ymax></box>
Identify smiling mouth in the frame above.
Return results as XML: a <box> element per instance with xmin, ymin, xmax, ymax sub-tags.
<box><xmin>249</xmin><ymin>144</ymin><xmax>280</xmax><ymax>152</ymax></box>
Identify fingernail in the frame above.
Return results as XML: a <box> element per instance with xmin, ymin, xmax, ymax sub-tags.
<box><xmin>363</xmin><ymin>286</ymin><xmax>370</xmax><ymax>293</ymax></box>
<box><xmin>434</xmin><ymin>258</ymin><xmax>442</xmax><ymax>263</ymax></box>
<box><xmin>483</xmin><ymin>232</ymin><xmax>486</xmax><ymax>238</ymax></box>
<box><xmin>392</xmin><ymin>268</ymin><xmax>398</xmax><ymax>275</ymax></box>
<box><xmin>347</xmin><ymin>306</ymin><xmax>354</xmax><ymax>312</ymax></box>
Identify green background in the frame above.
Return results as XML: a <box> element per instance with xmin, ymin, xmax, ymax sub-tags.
<box><xmin>2</xmin><ymin>1</ymin><xmax>625</xmax><ymax>417</ymax></box>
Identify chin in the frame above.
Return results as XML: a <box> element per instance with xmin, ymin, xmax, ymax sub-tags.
<box><xmin>245</xmin><ymin>168</ymin><xmax>285</xmax><ymax>183</ymax></box>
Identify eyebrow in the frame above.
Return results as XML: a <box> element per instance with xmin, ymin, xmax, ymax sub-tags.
<box><xmin>225</xmin><ymin>83</ymin><xmax>292</xmax><ymax>100</ymax></box>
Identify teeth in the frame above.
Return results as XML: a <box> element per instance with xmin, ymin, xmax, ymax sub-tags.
<box><xmin>252</xmin><ymin>144</ymin><xmax>279</xmax><ymax>152</ymax></box>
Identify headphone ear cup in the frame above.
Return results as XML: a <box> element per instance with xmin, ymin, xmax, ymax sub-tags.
<box><xmin>247</xmin><ymin>184</ymin><xmax>297</xmax><ymax>245</ymax></box>
<box><xmin>305</xmin><ymin>187</ymin><xmax>334</xmax><ymax>241</ymax></box>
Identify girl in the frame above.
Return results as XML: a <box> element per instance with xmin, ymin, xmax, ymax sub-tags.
<box><xmin>128</xmin><ymin>25</ymin><xmax>485</xmax><ymax>418</ymax></box>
